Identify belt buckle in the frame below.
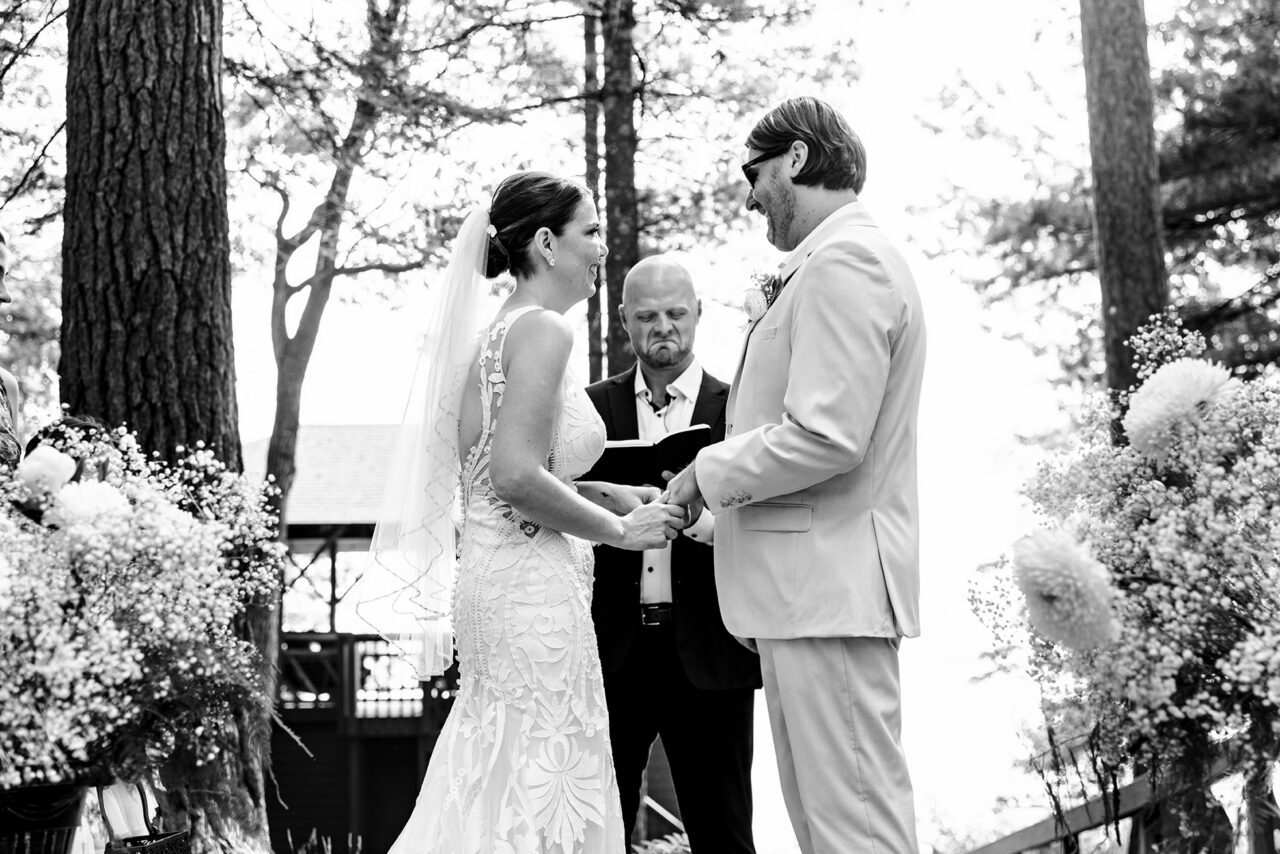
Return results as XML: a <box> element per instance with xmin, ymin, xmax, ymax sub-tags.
<box><xmin>640</xmin><ymin>603</ymin><xmax>671</xmax><ymax>627</ymax></box>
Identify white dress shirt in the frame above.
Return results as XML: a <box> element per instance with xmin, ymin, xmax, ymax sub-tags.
<box><xmin>634</xmin><ymin>360</ymin><xmax>715</xmax><ymax>604</ymax></box>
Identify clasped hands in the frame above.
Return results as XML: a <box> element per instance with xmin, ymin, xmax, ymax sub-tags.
<box><xmin>610</xmin><ymin>462</ymin><xmax>705</xmax><ymax>550</ymax></box>
<box><xmin>660</xmin><ymin>462</ymin><xmax>705</xmax><ymax>527</ymax></box>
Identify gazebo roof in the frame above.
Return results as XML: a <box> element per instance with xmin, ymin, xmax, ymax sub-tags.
<box><xmin>243</xmin><ymin>424</ymin><xmax>400</xmax><ymax>527</ymax></box>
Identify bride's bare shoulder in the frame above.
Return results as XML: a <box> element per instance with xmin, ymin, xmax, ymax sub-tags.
<box><xmin>504</xmin><ymin>308</ymin><xmax>572</xmax><ymax>355</ymax></box>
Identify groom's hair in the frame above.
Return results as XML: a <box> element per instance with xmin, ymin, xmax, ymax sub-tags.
<box><xmin>747</xmin><ymin>97</ymin><xmax>866</xmax><ymax>194</ymax></box>
<box><xmin>486</xmin><ymin>171</ymin><xmax>590</xmax><ymax>279</ymax></box>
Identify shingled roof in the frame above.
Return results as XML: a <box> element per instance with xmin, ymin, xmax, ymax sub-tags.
<box><xmin>243</xmin><ymin>424</ymin><xmax>400</xmax><ymax>527</ymax></box>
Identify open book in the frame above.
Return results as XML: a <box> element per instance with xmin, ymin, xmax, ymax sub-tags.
<box><xmin>581</xmin><ymin>423</ymin><xmax>713</xmax><ymax>488</ymax></box>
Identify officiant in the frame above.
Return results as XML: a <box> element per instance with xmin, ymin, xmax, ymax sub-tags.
<box><xmin>584</xmin><ymin>254</ymin><xmax>761</xmax><ymax>853</ymax></box>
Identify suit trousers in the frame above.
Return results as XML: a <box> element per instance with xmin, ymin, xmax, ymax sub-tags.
<box><xmin>604</xmin><ymin>622</ymin><xmax>756</xmax><ymax>853</ymax></box>
<box><xmin>757</xmin><ymin>636</ymin><xmax>918</xmax><ymax>854</ymax></box>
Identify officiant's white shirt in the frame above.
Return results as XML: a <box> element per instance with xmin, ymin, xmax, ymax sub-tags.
<box><xmin>634</xmin><ymin>358</ymin><xmax>714</xmax><ymax>604</ymax></box>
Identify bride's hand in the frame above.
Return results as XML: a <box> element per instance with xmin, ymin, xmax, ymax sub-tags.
<box><xmin>615</xmin><ymin>501</ymin><xmax>686</xmax><ymax>551</ymax></box>
<box><xmin>612</xmin><ymin>484</ymin><xmax>661</xmax><ymax>515</ymax></box>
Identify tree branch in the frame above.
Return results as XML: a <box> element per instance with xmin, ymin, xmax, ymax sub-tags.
<box><xmin>0</xmin><ymin>5</ymin><xmax>65</xmax><ymax>93</ymax></box>
<box><xmin>242</xmin><ymin>165</ymin><xmax>292</xmax><ymax>243</ymax></box>
<box><xmin>333</xmin><ymin>255</ymin><xmax>429</xmax><ymax>278</ymax></box>
<box><xmin>0</xmin><ymin>119</ymin><xmax>65</xmax><ymax>209</ymax></box>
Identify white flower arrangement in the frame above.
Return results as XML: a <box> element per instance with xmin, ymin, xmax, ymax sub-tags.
<box><xmin>0</xmin><ymin>424</ymin><xmax>284</xmax><ymax>787</ymax></box>
<box><xmin>971</xmin><ymin>312</ymin><xmax>1280</xmax><ymax>839</ymax></box>
<box><xmin>741</xmin><ymin>270</ymin><xmax>783</xmax><ymax>325</ymax></box>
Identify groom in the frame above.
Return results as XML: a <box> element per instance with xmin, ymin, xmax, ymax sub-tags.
<box><xmin>665</xmin><ymin>96</ymin><xmax>926</xmax><ymax>853</ymax></box>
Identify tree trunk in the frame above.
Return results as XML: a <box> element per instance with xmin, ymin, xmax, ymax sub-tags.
<box><xmin>62</xmin><ymin>2</ymin><xmax>267</xmax><ymax>852</ymax></box>
<box><xmin>62</xmin><ymin>0</ymin><xmax>241</xmax><ymax>471</ymax></box>
<box><xmin>1079</xmin><ymin>0</ymin><xmax>1168</xmax><ymax>397</ymax></box>
<box><xmin>600</xmin><ymin>0</ymin><xmax>639</xmax><ymax>375</ymax></box>
<box><xmin>584</xmin><ymin>5</ymin><xmax>604</xmax><ymax>383</ymax></box>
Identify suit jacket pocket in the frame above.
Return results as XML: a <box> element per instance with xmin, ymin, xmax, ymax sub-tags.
<box><xmin>753</xmin><ymin>325</ymin><xmax>778</xmax><ymax>341</ymax></box>
<box><xmin>739</xmin><ymin>502</ymin><xmax>813</xmax><ymax>532</ymax></box>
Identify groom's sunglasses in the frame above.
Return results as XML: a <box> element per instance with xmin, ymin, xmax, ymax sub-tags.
<box><xmin>741</xmin><ymin>146</ymin><xmax>790</xmax><ymax>188</ymax></box>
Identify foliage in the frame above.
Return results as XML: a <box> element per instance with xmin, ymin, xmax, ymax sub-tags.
<box><xmin>0</xmin><ymin>252</ymin><xmax>59</xmax><ymax>421</ymax></box>
<box><xmin>0</xmin><ymin>4</ymin><xmax>65</xmax><ymax>419</ymax></box>
<box><xmin>286</xmin><ymin>828</ymin><xmax>363</xmax><ymax>854</ymax></box>
<box><xmin>937</xmin><ymin>0</ymin><xmax>1280</xmax><ymax>383</ymax></box>
<box><xmin>223</xmin><ymin>0</ymin><xmax>538</xmax><ymax>282</ymax></box>
<box><xmin>0</xmin><ymin>424</ymin><xmax>284</xmax><ymax>788</ymax></box>
<box><xmin>631</xmin><ymin>832</ymin><xmax>691</xmax><ymax>854</ymax></box>
<box><xmin>622</xmin><ymin>1</ymin><xmax>843</xmax><ymax>252</ymax></box>
<box><xmin>971</xmin><ymin>313</ymin><xmax>1280</xmax><ymax>843</ymax></box>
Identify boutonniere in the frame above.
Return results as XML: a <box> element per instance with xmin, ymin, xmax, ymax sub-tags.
<box><xmin>741</xmin><ymin>270</ymin><xmax>783</xmax><ymax>325</ymax></box>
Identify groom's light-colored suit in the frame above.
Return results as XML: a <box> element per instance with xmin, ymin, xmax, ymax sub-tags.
<box><xmin>695</xmin><ymin>200</ymin><xmax>924</xmax><ymax>853</ymax></box>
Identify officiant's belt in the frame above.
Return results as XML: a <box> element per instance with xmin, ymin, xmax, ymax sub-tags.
<box><xmin>640</xmin><ymin>603</ymin><xmax>673</xmax><ymax>627</ymax></box>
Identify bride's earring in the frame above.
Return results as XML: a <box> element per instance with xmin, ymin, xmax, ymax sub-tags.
<box><xmin>546</xmin><ymin>254</ymin><xmax>556</xmax><ymax>268</ymax></box>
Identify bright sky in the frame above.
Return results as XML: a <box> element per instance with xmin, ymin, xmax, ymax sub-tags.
<box><xmin>231</xmin><ymin>1</ymin><xmax>1185</xmax><ymax>849</ymax></box>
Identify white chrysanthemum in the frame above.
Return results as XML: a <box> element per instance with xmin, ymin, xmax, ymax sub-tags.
<box><xmin>1013</xmin><ymin>529</ymin><xmax>1118</xmax><ymax>651</ymax></box>
<box><xmin>46</xmin><ymin>480</ymin><xmax>131</xmax><ymax>528</ymax></box>
<box><xmin>1122</xmin><ymin>358</ymin><xmax>1239</xmax><ymax>458</ymax></box>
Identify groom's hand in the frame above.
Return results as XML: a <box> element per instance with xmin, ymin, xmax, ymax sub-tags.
<box><xmin>661</xmin><ymin>463</ymin><xmax>704</xmax><ymax>525</ymax></box>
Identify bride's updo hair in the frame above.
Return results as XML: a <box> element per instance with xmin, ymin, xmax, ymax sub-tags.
<box><xmin>484</xmin><ymin>171</ymin><xmax>591</xmax><ymax>279</ymax></box>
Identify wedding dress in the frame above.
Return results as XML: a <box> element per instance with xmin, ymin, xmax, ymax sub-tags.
<box><xmin>387</xmin><ymin>306</ymin><xmax>625</xmax><ymax>854</ymax></box>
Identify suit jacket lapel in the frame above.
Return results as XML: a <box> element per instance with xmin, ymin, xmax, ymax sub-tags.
<box><xmin>689</xmin><ymin>371</ymin><xmax>728</xmax><ymax>435</ymax></box>
<box><xmin>605</xmin><ymin>364</ymin><xmax>640</xmax><ymax>441</ymax></box>
<box><xmin>728</xmin><ymin>265</ymin><xmax>799</xmax><ymax>414</ymax></box>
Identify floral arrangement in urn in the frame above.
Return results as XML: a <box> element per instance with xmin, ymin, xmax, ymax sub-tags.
<box><xmin>971</xmin><ymin>313</ymin><xmax>1280</xmax><ymax>845</ymax></box>
<box><xmin>0</xmin><ymin>422</ymin><xmax>283</xmax><ymax>790</ymax></box>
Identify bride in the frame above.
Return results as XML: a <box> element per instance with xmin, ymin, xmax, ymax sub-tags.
<box><xmin>363</xmin><ymin>171</ymin><xmax>686</xmax><ymax>853</ymax></box>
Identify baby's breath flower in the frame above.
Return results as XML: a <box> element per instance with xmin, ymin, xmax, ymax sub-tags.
<box><xmin>0</xmin><ymin>426</ymin><xmax>283</xmax><ymax>785</ymax></box>
<box><xmin>973</xmin><ymin>327</ymin><xmax>1280</xmax><ymax>812</ymax></box>
<box><xmin>46</xmin><ymin>479</ymin><xmax>131</xmax><ymax>528</ymax></box>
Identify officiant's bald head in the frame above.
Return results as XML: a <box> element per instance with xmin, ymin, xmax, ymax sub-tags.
<box><xmin>620</xmin><ymin>254</ymin><xmax>702</xmax><ymax>375</ymax></box>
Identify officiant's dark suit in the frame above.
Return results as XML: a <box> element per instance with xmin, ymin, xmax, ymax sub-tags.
<box><xmin>584</xmin><ymin>255</ymin><xmax>760</xmax><ymax>853</ymax></box>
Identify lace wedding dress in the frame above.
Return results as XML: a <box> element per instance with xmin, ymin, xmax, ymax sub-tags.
<box><xmin>388</xmin><ymin>307</ymin><xmax>625</xmax><ymax>854</ymax></box>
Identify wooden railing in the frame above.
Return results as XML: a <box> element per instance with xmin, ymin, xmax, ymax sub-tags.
<box><xmin>967</xmin><ymin>774</ymin><xmax>1153</xmax><ymax>854</ymax></box>
<box><xmin>968</xmin><ymin>757</ymin><xmax>1254</xmax><ymax>854</ymax></box>
<box><xmin>277</xmin><ymin>632</ymin><xmax>458</xmax><ymax>724</ymax></box>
